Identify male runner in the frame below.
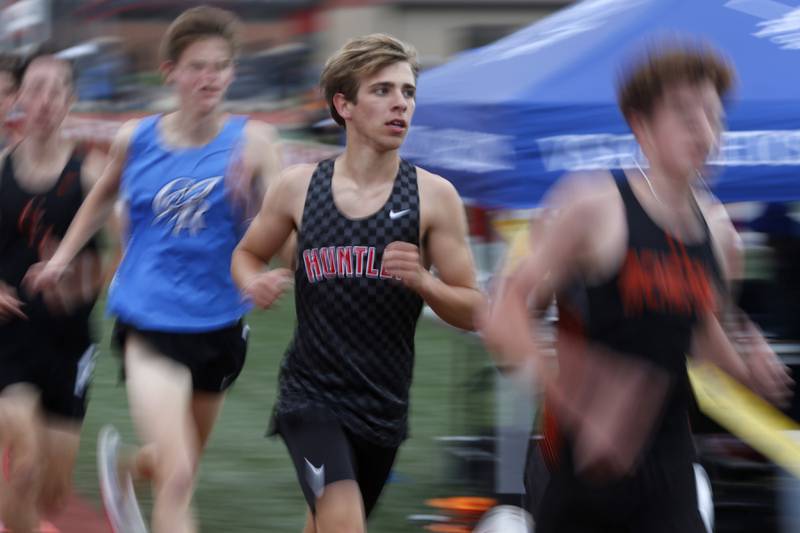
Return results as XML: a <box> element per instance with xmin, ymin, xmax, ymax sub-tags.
<box><xmin>232</xmin><ymin>33</ymin><xmax>483</xmax><ymax>533</ymax></box>
<box><xmin>0</xmin><ymin>50</ymin><xmax>105</xmax><ymax>533</ymax></box>
<box><xmin>28</xmin><ymin>7</ymin><xmax>283</xmax><ymax>532</ymax></box>
<box><xmin>482</xmin><ymin>43</ymin><xmax>792</xmax><ymax>532</ymax></box>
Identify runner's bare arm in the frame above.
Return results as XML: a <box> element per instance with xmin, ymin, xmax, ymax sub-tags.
<box><xmin>481</xmin><ymin>174</ymin><xmax>599</xmax><ymax>376</ymax></box>
<box><xmin>58</xmin><ymin>122</ymin><xmax>135</xmax><ymax>262</ymax></box>
<box><xmin>245</xmin><ymin>120</ymin><xmax>298</xmax><ymax>268</ymax></box>
<box><xmin>384</xmin><ymin>170</ymin><xmax>482</xmax><ymax>330</ymax></box>
<box><xmin>691</xmin><ymin>310</ymin><xmax>751</xmax><ymax>383</ymax></box>
<box><xmin>247</xmin><ymin>121</ymin><xmax>283</xmax><ymax>198</ymax></box>
<box><xmin>25</xmin><ymin>120</ymin><xmax>138</xmax><ymax>292</ymax></box>
<box><xmin>0</xmin><ymin>281</ymin><xmax>26</xmax><ymax>321</ymax></box>
<box><xmin>76</xmin><ymin>147</ymin><xmax>112</xmax><ymax>295</ymax></box>
<box><xmin>692</xmin><ymin>201</ymin><xmax>792</xmax><ymax>405</ymax></box>
<box><xmin>79</xmin><ymin>147</ymin><xmax>108</xmax><ymax>191</ymax></box>
<box><xmin>231</xmin><ymin>164</ymin><xmax>309</xmax><ymax>308</ymax></box>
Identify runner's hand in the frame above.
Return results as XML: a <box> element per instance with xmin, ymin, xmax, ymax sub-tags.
<box><xmin>23</xmin><ymin>260</ymin><xmax>70</xmax><ymax>294</ymax></box>
<box><xmin>559</xmin><ymin>341</ymin><xmax>670</xmax><ymax>484</ymax></box>
<box><xmin>573</xmin><ymin>415</ymin><xmax>635</xmax><ymax>483</ymax></box>
<box><xmin>243</xmin><ymin>268</ymin><xmax>292</xmax><ymax>309</ymax></box>
<box><xmin>746</xmin><ymin>341</ymin><xmax>793</xmax><ymax>407</ymax></box>
<box><xmin>0</xmin><ymin>282</ymin><xmax>26</xmax><ymax>321</ymax></box>
<box><xmin>383</xmin><ymin>241</ymin><xmax>427</xmax><ymax>292</ymax></box>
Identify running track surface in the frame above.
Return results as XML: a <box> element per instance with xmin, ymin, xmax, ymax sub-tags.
<box><xmin>51</xmin><ymin>494</ymin><xmax>112</xmax><ymax>533</ymax></box>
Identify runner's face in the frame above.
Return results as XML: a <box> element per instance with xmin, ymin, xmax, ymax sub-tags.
<box><xmin>638</xmin><ymin>80</ymin><xmax>723</xmax><ymax>179</ymax></box>
<box><xmin>167</xmin><ymin>37</ymin><xmax>234</xmax><ymax>114</ymax></box>
<box><xmin>344</xmin><ymin>61</ymin><xmax>416</xmax><ymax>151</ymax></box>
<box><xmin>17</xmin><ymin>58</ymin><xmax>73</xmax><ymax>137</ymax></box>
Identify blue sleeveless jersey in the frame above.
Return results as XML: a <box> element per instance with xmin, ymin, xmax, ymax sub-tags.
<box><xmin>107</xmin><ymin>114</ymin><xmax>251</xmax><ymax>332</ymax></box>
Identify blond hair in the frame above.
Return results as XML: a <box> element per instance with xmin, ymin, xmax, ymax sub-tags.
<box><xmin>160</xmin><ymin>5</ymin><xmax>241</xmax><ymax>63</ymax></box>
<box><xmin>321</xmin><ymin>33</ymin><xmax>419</xmax><ymax>127</ymax></box>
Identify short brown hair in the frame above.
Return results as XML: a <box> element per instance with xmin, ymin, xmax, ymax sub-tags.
<box><xmin>160</xmin><ymin>5</ymin><xmax>241</xmax><ymax>63</ymax></box>
<box><xmin>617</xmin><ymin>42</ymin><xmax>735</xmax><ymax>122</ymax></box>
<box><xmin>321</xmin><ymin>33</ymin><xmax>419</xmax><ymax>127</ymax></box>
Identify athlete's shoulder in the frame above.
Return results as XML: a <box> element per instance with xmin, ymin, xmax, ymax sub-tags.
<box><xmin>79</xmin><ymin>146</ymin><xmax>109</xmax><ymax>189</ymax></box>
<box><xmin>111</xmin><ymin>118</ymin><xmax>143</xmax><ymax>152</ymax></box>
<box><xmin>694</xmin><ymin>186</ymin><xmax>741</xmax><ymax>276</ymax></box>
<box><xmin>414</xmin><ymin>165</ymin><xmax>461</xmax><ymax>204</ymax></box>
<box><xmin>545</xmin><ymin>170</ymin><xmax>618</xmax><ymax>213</ymax></box>
<box><xmin>415</xmin><ymin>165</ymin><xmax>452</xmax><ymax>187</ymax></box>
<box><xmin>121</xmin><ymin>116</ymin><xmax>148</xmax><ymax>133</ymax></box>
<box><xmin>263</xmin><ymin>163</ymin><xmax>316</xmax><ymax>217</ymax></box>
<box><xmin>273</xmin><ymin>163</ymin><xmax>316</xmax><ymax>196</ymax></box>
<box><xmin>243</xmin><ymin>119</ymin><xmax>279</xmax><ymax>145</ymax></box>
<box><xmin>694</xmin><ymin>187</ymin><xmax>729</xmax><ymax>224</ymax></box>
<box><xmin>695</xmin><ymin>187</ymin><xmax>737</xmax><ymax>240</ymax></box>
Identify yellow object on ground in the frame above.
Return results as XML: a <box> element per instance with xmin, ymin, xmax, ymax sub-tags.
<box><xmin>689</xmin><ymin>360</ymin><xmax>800</xmax><ymax>478</ymax></box>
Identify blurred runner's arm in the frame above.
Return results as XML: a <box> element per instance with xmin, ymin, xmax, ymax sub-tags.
<box><xmin>243</xmin><ymin>120</ymin><xmax>283</xmax><ymax>210</ymax></box>
<box><xmin>691</xmin><ymin>310</ymin><xmax>751</xmax><ymax>384</ymax></box>
<box><xmin>79</xmin><ymin>146</ymin><xmax>108</xmax><ymax>192</ymax></box>
<box><xmin>25</xmin><ymin>120</ymin><xmax>137</xmax><ymax>292</ymax></box>
<box><xmin>717</xmin><ymin>201</ymin><xmax>792</xmax><ymax>405</ymax></box>
<box><xmin>0</xmin><ymin>281</ymin><xmax>26</xmax><ymax>321</ymax></box>
<box><xmin>231</xmin><ymin>164</ymin><xmax>308</xmax><ymax>309</ymax></box>
<box><xmin>78</xmin><ymin>146</ymin><xmax>111</xmax><ymax>296</ymax></box>
<box><xmin>693</xmin><ymin>201</ymin><xmax>793</xmax><ymax>405</ymax></box>
<box><xmin>254</xmin><ymin>123</ymin><xmax>283</xmax><ymax>194</ymax></box>
<box><xmin>55</xmin><ymin>122</ymin><xmax>134</xmax><ymax>263</ymax></box>
<box><xmin>246</xmin><ymin>120</ymin><xmax>297</xmax><ymax>268</ymax></box>
<box><xmin>481</xmin><ymin>176</ymin><xmax>595</xmax><ymax>382</ymax></box>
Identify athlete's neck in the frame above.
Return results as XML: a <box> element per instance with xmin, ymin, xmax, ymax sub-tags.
<box><xmin>18</xmin><ymin>130</ymin><xmax>65</xmax><ymax>163</ymax></box>
<box><xmin>640</xmin><ymin>163</ymin><xmax>696</xmax><ymax>211</ymax></box>
<box><xmin>339</xmin><ymin>144</ymin><xmax>400</xmax><ymax>186</ymax></box>
<box><xmin>163</xmin><ymin>109</ymin><xmax>227</xmax><ymax>147</ymax></box>
<box><xmin>12</xmin><ymin>132</ymin><xmax>73</xmax><ymax>191</ymax></box>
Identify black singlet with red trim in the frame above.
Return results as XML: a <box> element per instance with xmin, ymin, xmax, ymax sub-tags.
<box><xmin>0</xmin><ymin>148</ymin><xmax>99</xmax><ymax>330</ymax></box>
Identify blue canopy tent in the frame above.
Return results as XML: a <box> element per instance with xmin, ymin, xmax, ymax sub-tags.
<box><xmin>402</xmin><ymin>0</ymin><xmax>800</xmax><ymax>209</ymax></box>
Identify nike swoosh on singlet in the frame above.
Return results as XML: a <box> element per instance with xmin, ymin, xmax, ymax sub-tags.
<box><xmin>389</xmin><ymin>209</ymin><xmax>411</xmax><ymax>220</ymax></box>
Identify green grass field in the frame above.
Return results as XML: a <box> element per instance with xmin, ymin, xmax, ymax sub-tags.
<box><xmin>71</xmin><ymin>296</ymin><xmax>495</xmax><ymax>532</ymax></box>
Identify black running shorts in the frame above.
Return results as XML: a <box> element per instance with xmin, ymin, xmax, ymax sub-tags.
<box><xmin>113</xmin><ymin>320</ymin><xmax>248</xmax><ymax>393</ymax></box>
<box><xmin>536</xmin><ymin>448</ymin><xmax>708</xmax><ymax>533</ymax></box>
<box><xmin>275</xmin><ymin>405</ymin><xmax>399</xmax><ymax>517</ymax></box>
<box><xmin>0</xmin><ymin>320</ymin><xmax>95</xmax><ymax>422</ymax></box>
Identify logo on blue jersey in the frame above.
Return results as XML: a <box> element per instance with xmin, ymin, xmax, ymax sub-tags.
<box><xmin>152</xmin><ymin>177</ymin><xmax>222</xmax><ymax>235</ymax></box>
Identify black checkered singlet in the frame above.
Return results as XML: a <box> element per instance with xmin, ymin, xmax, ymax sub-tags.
<box><xmin>276</xmin><ymin>159</ymin><xmax>424</xmax><ymax>446</ymax></box>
